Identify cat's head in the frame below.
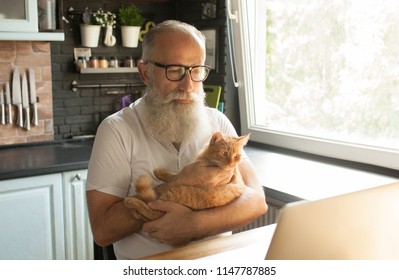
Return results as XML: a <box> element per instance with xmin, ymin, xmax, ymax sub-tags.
<box><xmin>204</xmin><ymin>132</ymin><xmax>250</xmax><ymax>169</ymax></box>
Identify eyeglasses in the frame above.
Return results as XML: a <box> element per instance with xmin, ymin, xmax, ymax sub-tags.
<box><xmin>145</xmin><ymin>60</ymin><xmax>211</xmax><ymax>82</ymax></box>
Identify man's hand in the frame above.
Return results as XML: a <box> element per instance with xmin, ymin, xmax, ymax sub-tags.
<box><xmin>142</xmin><ymin>200</ymin><xmax>199</xmax><ymax>245</ymax></box>
<box><xmin>144</xmin><ymin>160</ymin><xmax>234</xmax><ymax>245</ymax></box>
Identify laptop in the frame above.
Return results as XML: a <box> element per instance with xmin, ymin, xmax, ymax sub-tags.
<box><xmin>265</xmin><ymin>181</ymin><xmax>399</xmax><ymax>260</ymax></box>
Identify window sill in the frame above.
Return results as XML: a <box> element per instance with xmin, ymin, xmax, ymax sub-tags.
<box><xmin>245</xmin><ymin>142</ymin><xmax>399</xmax><ymax>201</ymax></box>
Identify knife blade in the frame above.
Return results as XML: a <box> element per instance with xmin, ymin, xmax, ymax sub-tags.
<box><xmin>28</xmin><ymin>68</ymin><xmax>38</xmax><ymax>126</ymax></box>
<box><xmin>21</xmin><ymin>72</ymin><xmax>30</xmax><ymax>130</ymax></box>
<box><xmin>0</xmin><ymin>88</ymin><xmax>4</xmax><ymax>125</ymax></box>
<box><xmin>5</xmin><ymin>82</ymin><xmax>12</xmax><ymax>124</ymax></box>
<box><xmin>12</xmin><ymin>68</ymin><xmax>23</xmax><ymax>127</ymax></box>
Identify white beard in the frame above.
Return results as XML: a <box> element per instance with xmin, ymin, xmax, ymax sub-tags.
<box><xmin>139</xmin><ymin>84</ymin><xmax>211</xmax><ymax>145</ymax></box>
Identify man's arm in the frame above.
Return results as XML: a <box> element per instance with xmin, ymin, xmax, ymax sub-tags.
<box><xmin>86</xmin><ymin>190</ymin><xmax>143</xmax><ymax>247</ymax></box>
<box><xmin>142</xmin><ymin>158</ymin><xmax>268</xmax><ymax>245</ymax></box>
<box><xmin>86</xmin><ymin>151</ymin><xmax>243</xmax><ymax>247</ymax></box>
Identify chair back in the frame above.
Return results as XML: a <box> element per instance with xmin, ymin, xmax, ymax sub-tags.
<box><xmin>203</xmin><ymin>85</ymin><xmax>221</xmax><ymax>109</ymax></box>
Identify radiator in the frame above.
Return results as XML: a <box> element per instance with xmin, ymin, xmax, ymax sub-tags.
<box><xmin>234</xmin><ymin>204</ymin><xmax>280</xmax><ymax>233</ymax></box>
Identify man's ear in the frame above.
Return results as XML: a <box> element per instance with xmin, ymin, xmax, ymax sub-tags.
<box><xmin>137</xmin><ymin>60</ymin><xmax>150</xmax><ymax>85</ymax></box>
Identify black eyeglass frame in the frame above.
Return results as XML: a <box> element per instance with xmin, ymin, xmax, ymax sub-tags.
<box><xmin>145</xmin><ymin>60</ymin><xmax>211</xmax><ymax>82</ymax></box>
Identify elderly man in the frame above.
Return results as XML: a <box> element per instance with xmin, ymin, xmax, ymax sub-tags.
<box><xmin>86</xmin><ymin>20</ymin><xmax>267</xmax><ymax>259</ymax></box>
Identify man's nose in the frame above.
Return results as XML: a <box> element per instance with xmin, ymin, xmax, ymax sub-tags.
<box><xmin>178</xmin><ymin>71</ymin><xmax>195</xmax><ymax>93</ymax></box>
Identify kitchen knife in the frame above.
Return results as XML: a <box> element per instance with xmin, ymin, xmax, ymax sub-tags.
<box><xmin>21</xmin><ymin>72</ymin><xmax>30</xmax><ymax>130</ymax></box>
<box><xmin>28</xmin><ymin>68</ymin><xmax>38</xmax><ymax>126</ymax></box>
<box><xmin>0</xmin><ymin>88</ymin><xmax>4</xmax><ymax>125</ymax></box>
<box><xmin>12</xmin><ymin>68</ymin><xmax>23</xmax><ymax>127</ymax></box>
<box><xmin>5</xmin><ymin>82</ymin><xmax>12</xmax><ymax>124</ymax></box>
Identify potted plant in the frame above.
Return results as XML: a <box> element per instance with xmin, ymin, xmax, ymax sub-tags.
<box><xmin>80</xmin><ymin>8</ymin><xmax>117</xmax><ymax>47</ymax></box>
<box><xmin>118</xmin><ymin>4</ymin><xmax>145</xmax><ymax>48</ymax></box>
<box><xmin>80</xmin><ymin>7</ymin><xmax>102</xmax><ymax>47</ymax></box>
<box><xmin>93</xmin><ymin>8</ymin><xmax>117</xmax><ymax>47</ymax></box>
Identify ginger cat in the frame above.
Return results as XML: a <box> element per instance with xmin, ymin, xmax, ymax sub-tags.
<box><xmin>124</xmin><ymin>132</ymin><xmax>250</xmax><ymax>221</ymax></box>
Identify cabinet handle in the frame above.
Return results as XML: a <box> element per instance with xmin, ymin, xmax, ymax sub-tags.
<box><xmin>73</xmin><ymin>173</ymin><xmax>82</xmax><ymax>181</ymax></box>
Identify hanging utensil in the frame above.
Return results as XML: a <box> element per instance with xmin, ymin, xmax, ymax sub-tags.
<box><xmin>0</xmin><ymin>88</ymin><xmax>4</xmax><ymax>125</ymax></box>
<box><xmin>28</xmin><ymin>68</ymin><xmax>38</xmax><ymax>126</ymax></box>
<box><xmin>21</xmin><ymin>72</ymin><xmax>30</xmax><ymax>130</ymax></box>
<box><xmin>5</xmin><ymin>82</ymin><xmax>12</xmax><ymax>124</ymax></box>
<box><xmin>12</xmin><ymin>68</ymin><xmax>23</xmax><ymax>127</ymax></box>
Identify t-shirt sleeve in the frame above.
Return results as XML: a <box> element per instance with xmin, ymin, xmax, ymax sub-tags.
<box><xmin>86</xmin><ymin>118</ymin><xmax>132</xmax><ymax>198</ymax></box>
<box><xmin>210</xmin><ymin>108</ymin><xmax>238</xmax><ymax>136</ymax></box>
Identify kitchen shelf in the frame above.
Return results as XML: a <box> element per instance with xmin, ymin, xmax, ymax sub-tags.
<box><xmin>80</xmin><ymin>67</ymin><xmax>139</xmax><ymax>74</ymax></box>
<box><xmin>0</xmin><ymin>31</ymin><xmax>65</xmax><ymax>41</ymax></box>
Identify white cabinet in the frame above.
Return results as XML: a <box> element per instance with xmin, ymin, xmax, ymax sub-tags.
<box><xmin>0</xmin><ymin>0</ymin><xmax>64</xmax><ymax>41</ymax></box>
<box><xmin>0</xmin><ymin>173</ymin><xmax>65</xmax><ymax>259</ymax></box>
<box><xmin>0</xmin><ymin>170</ymin><xmax>93</xmax><ymax>260</ymax></box>
<box><xmin>62</xmin><ymin>170</ymin><xmax>93</xmax><ymax>260</ymax></box>
<box><xmin>0</xmin><ymin>0</ymin><xmax>38</xmax><ymax>32</ymax></box>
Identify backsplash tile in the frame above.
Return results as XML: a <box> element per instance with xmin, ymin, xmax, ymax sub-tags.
<box><xmin>0</xmin><ymin>41</ymin><xmax>54</xmax><ymax>146</ymax></box>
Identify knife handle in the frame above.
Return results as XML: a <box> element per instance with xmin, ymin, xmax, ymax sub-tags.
<box><xmin>7</xmin><ymin>104</ymin><xmax>12</xmax><ymax>124</ymax></box>
<box><xmin>1</xmin><ymin>104</ymin><xmax>4</xmax><ymax>125</ymax></box>
<box><xmin>32</xmin><ymin>103</ymin><xmax>38</xmax><ymax>126</ymax></box>
<box><xmin>17</xmin><ymin>104</ymin><xmax>23</xmax><ymax>127</ymax></box>
<box><xmin>24</xmin><ymin>107</ymin><xmax>30</xmax><ymax>130</ymax></box>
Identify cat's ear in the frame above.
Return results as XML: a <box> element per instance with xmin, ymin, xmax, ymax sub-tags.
<box><xmin>210</xmin><ymin>132</ymin><xmax>224</xmax><ymax>145</ymax></box>
<box><xmin>237</xmin><ymin>133</ymin><xmax>250</xmax><ymax>146</ymax></box>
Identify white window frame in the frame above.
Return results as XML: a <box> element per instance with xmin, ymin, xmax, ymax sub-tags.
<box><xmin>227</xmin><ymin>0</ymin><xmax>399</xmax><ymax>170</ymax></box>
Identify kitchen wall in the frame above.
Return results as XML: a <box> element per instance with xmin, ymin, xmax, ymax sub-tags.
<box><xmin>0</xmin><ymin>41</ymin><xmax>54</xmax><ymax>145</ymax></box>
<box><xmin>51</xmin><ymin>0</ymin><xmax>176</xmax><ymax>140</ymax></box>
<box><xmin>52</xmin><ymin>0</ymin><xmax>230</xmax><ymax>141</ymax></box>
<box><xmin>0</xmin><ymin>0</ymin><xmax>233</xmax><ymax>144</ymax></box>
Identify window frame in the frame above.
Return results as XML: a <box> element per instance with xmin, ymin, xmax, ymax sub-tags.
<box><xmin>228</xmin><ymin>0</ymin><xmax>399</xmax><ymax>170</ymax></box>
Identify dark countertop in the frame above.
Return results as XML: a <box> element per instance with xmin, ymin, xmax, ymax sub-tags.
<box><xmin>0</xmin><ymin>139</ymin><xmax>94</xmax><ymax>181</ymax></box>
<box><xmin>0</xmin><ymin>138</ymin><xmax>304</xmax><ymax>206</ymax></box>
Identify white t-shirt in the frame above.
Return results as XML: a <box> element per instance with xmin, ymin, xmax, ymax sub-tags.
<box><xmin>86</xmin><ymin>99</ymin><xmax>239</xmax><ymax>259</ymax></box>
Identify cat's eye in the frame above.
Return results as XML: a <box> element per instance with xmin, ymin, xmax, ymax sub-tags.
<box><xmin>223</xmin><ymin>151</ymin><xmax>229</xmax><ymax>157</ymax></box>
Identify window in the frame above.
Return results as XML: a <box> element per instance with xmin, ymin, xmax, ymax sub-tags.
<box><xmin>227</xmin><ymin>0</ymin><xmax>399</xmax><ymax>170</ymax></box>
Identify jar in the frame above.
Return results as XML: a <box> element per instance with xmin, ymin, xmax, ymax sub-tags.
<box><xmin>75</xmin><ymin>56</ymin><xmax>87</xmax><ymax>71</ymax></box>
<box><xmin>98</xmin><ymin>56</ymin><xmax>108</xmax><ymax>68</ymax></box>
<box><xmin>124</xmin><ymin>56</ymin><xmax>134</xmax><ymax>68</ymax></box>
<box><xmin>109</xmin><ymin>56</ymin><xmax>119</xmax><ymax>68</ymax></box>
<box><xmin>89</xmin><ymin>56</ymin><xmax>99</xmax><ymax>68</ymax></box>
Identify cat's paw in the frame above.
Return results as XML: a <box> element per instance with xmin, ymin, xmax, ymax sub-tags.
<box><xmin>154</xmin><ymin>168</ymin><xmax>175</xmax><ymax>182</ymax></box>
<box><xmin>229</xmin><ymin>184</ymin><xmax>246</xmax><ymax>197</ymax></box>
<box><xmin>130</xmin><ymin>209</ymin><xmax>150</xmax><ymax>222</ymax></box>
<box><xmin>124</xmin><ymin>196</ymin><xmax>140</xmax><ymax>208</ymax></box>
<box><xmin>153</xmin><ymin>168</ymin><xmax>167</xmax><ymax>178</ymax></box>
<box><xmin>124</xmin><ymin>196</ymin><xmax>164</xmax><ymax>221</ymax></box>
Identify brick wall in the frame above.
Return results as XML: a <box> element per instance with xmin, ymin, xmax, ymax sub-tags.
<box><xmin>51</xmin><ymin>0</ymin><xmax>176</xmax><ymax>140</ymax></box>
<box><xmin>51</xmin><ymin>0</ymin><xmax>233</xmax><ymax>140</ymax></box>
<box><xmin>0</xmin><ymin>41</ymin><xmax>54</xmax><ymax>145</ymax></box>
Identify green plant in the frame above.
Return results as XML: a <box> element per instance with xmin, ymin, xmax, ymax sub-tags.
<box><xmin>93</xmin><ymin>8</ymin><xmax>116</xmax><ymax>27</ymax></box>
<box><xmin>118</xmin><ymin>4</ymin><xmax>145</xmax><ymax>26</ymax></box>
<box><xmin>82</xmin><ymin>7</ymin><xmax>116</xmax><ymax>27</ymax></box>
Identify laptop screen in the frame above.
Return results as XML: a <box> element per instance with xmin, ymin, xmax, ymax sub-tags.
<box><xmin>265</xmin><ymin>182</ymin><xmax>399</xmax><ymax>260</ymax></box>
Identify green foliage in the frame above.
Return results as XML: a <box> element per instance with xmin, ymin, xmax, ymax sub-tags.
<box><xmin>118</xmin><ymin>4</ymin><xmax>145</xmax><ymax>26</ymax></box>
<box><xmin>82</xmin><ymin>7</ymin><xmax>116</xmax><ymax>27</ymax></box>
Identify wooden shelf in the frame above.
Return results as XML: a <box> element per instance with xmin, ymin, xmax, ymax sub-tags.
<box><xmin>0</xmin><ymin>31</ymin><xmax>64</xmax><ymax>41</ymax></box>
<box><xmin>80</xmin><ymin>67</ymin><xmax>138</xmax><ymax>74</ymax></box>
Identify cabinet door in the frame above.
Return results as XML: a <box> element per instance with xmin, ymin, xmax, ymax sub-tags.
<box><xmin>0</xmin><ymin>174</ymin><xmax>65</xmax><ymax>259</ymax></box>
<box><xmin>63</xmin><ymin>169</ymin><xmax>94</xmax><ymax>260</ymax></box>
<box><xmin>0</xmin><ymin>0</ymin><xmax>38</xmax><ymax>32</ymax></box>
